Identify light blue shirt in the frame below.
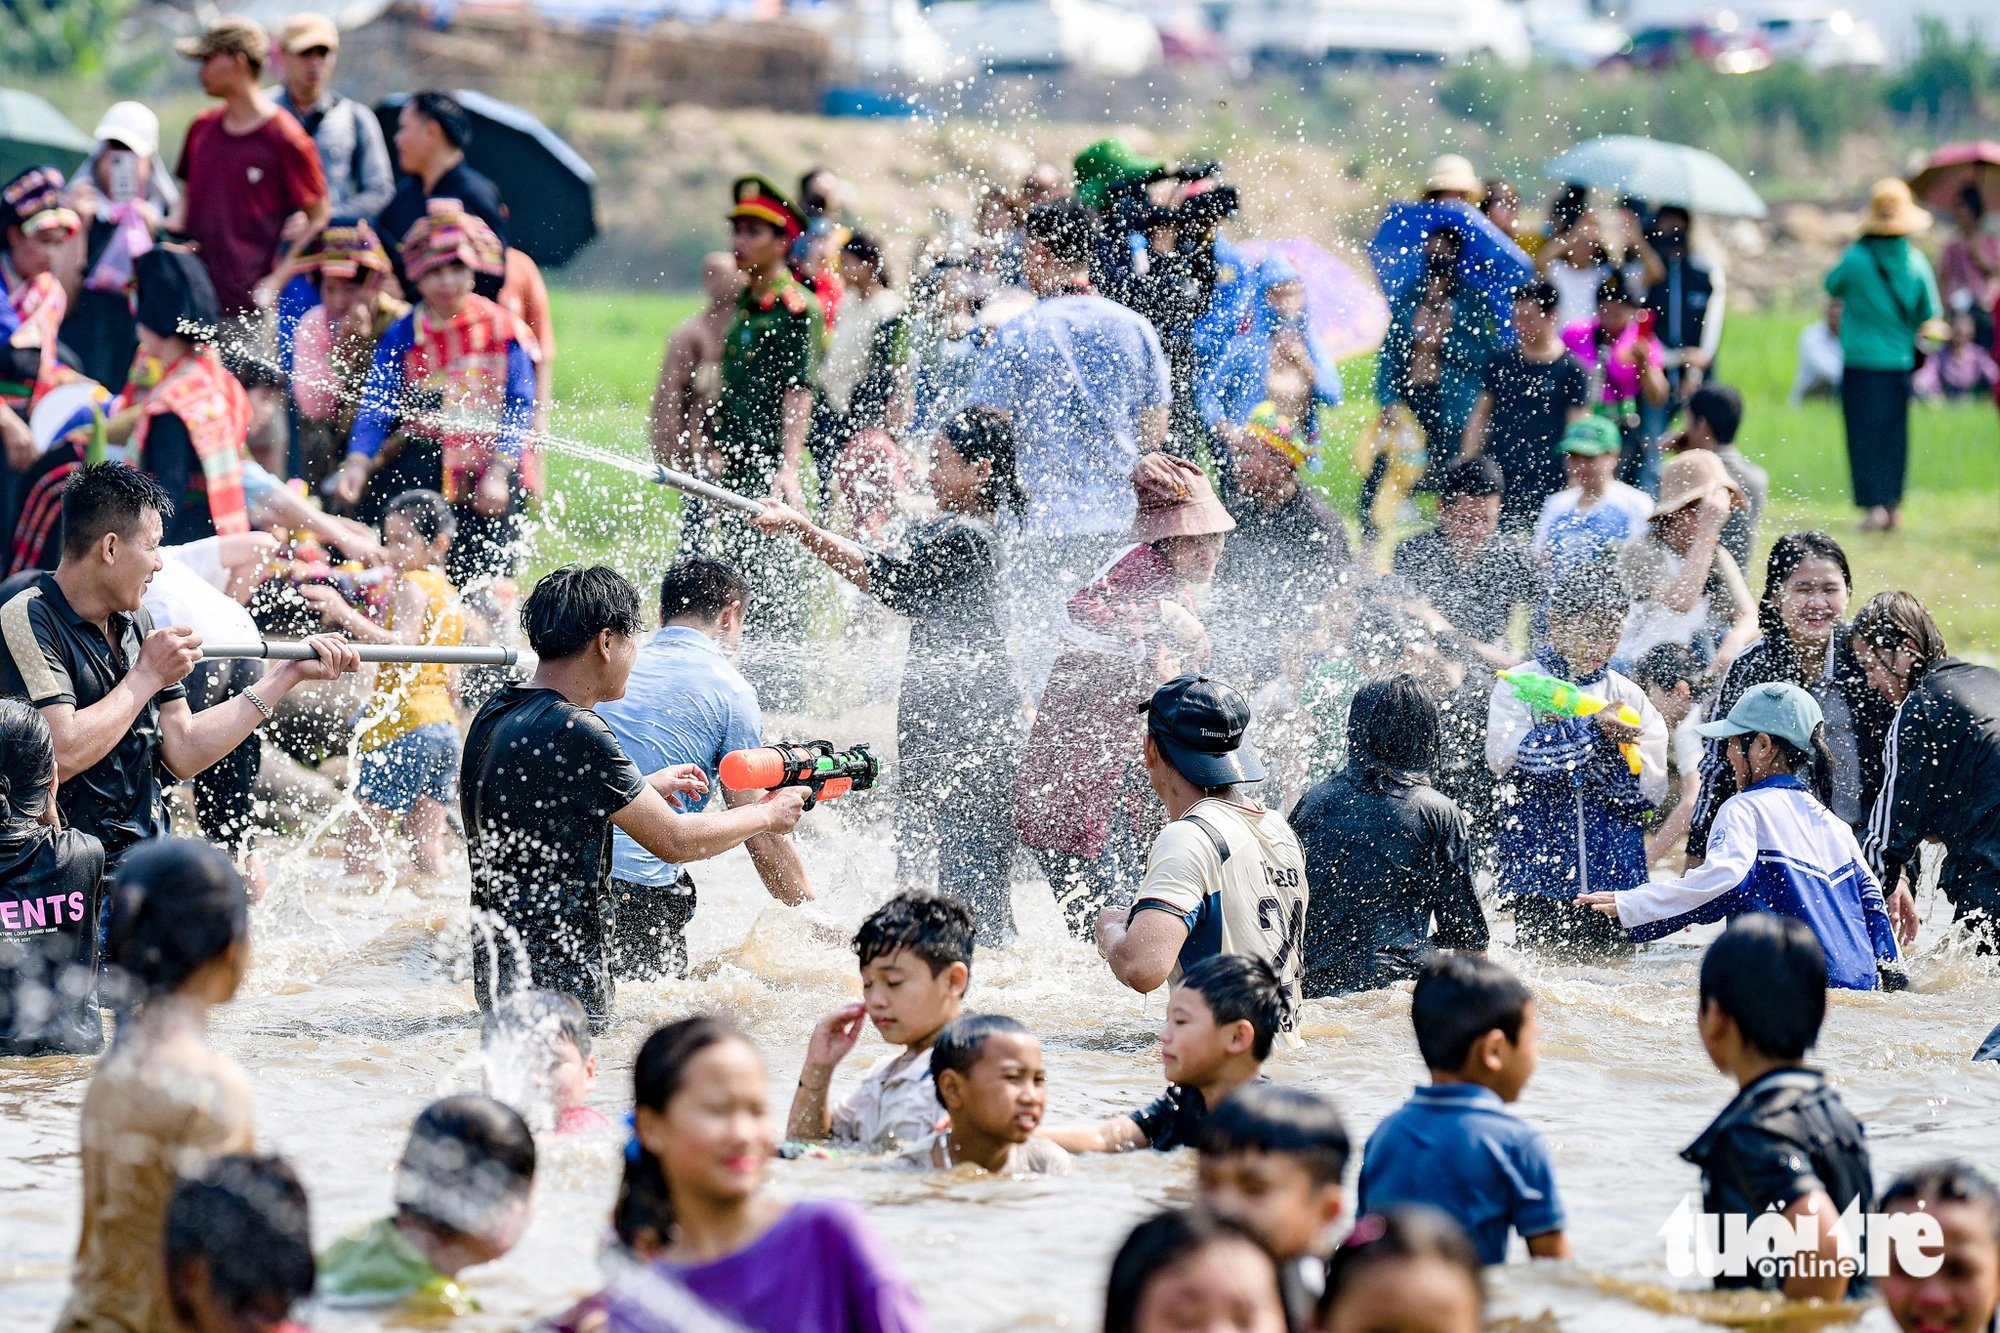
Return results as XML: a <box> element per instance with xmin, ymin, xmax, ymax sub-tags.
<box><xmin>597</xmin><ymin>626</ymin><xmax>764</xmax><ymax>887</ymax></box>
<box><xmin>969</xmin><ymin>293</ymin><xmax>1171</xmax><ymax>540</ymax></box>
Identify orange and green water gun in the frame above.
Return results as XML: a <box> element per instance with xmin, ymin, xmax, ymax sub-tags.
<box><xmin>1498</xmin><ymin>668</ymin><xmax>1644</xmax><ymax>775</ymax></box>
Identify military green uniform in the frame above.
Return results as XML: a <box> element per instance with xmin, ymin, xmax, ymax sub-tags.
<box><xmin>712</xmin><ymin>272</ymin><xmax>823</xmax><ymax>495</ymax></box>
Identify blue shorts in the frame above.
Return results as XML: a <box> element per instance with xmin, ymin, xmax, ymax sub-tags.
<box><xmin>354</xmin><ymin>723</ymin><xmax>460</xmax><ymax>814</ymax></box>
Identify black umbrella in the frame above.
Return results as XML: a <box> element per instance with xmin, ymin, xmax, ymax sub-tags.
<box><xmin>374</xmin><ymin>90</ymin><xmax>598</xmax><ymax>269</ymax></box>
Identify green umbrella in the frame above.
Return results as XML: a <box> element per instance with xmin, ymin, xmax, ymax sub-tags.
<box><xmin>0</xmin><ymin>88</ymin><xmax>94</xmax><ymax>189</ymax></box>
<box><xmin>1542</xmin><ymin>135</ymin><xmax>1767</xmax><ymax>219</ymax></box>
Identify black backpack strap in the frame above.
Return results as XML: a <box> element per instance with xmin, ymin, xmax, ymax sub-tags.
<box><xmin>1179</xmin><ymin>812</ymin><xmax>1231</xmax><ymax>864</ymax></box>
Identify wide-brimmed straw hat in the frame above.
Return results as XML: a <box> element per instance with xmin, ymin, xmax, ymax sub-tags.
<box><xmin>1652</xmin><ymin>450</ymin><xmax>1744</xmax><ymax>519</ymax></box>
<box><xmin>1859</xmin><ymin>178</ymin><xmax>1932</xmax><ymax>238</ymax></box>
<box><xmin>1130</xmin><ymin>455</ymin><xmax>1236</xmax><ymax>542</ymax></box>
<box><xmin>1423</xmin><ymin>154</ymin><xmax>1484</xmax><ymax>199</ymax></box>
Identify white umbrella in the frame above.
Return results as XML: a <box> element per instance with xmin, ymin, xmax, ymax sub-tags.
<box><xmin>1542</xmin><ymin>135</ymin><xmax>1767</xmax><ymax>219</ymax></box>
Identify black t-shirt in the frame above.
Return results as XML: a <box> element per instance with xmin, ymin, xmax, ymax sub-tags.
<box><xmin>1391</xmin><ymin>528</ymin><xmax>1545</xmax><ymax>648</ymax></box>
<box><xmin>461</xmin><ymin>685</ymin><xmax>646</xmax><ymax>1019</ymax></box>
<box><xmin>0</xmin><ymin>823</ymin><xmax>106</xmax><ymax>1055</ymax></box>
<box><xmin>377</xmin><ymin>161</ymin><xmax>510</xmax><ymax>300</ymax></box>
<box><xmin>1128</xmin><ymin>1076</ymin><xmax>1269</xmax><ymax>1152</ymax></box>
<box><xmin>0</xmin><ymin>575</ymin><xmax>185</xmax><ymax>865</ymax></box>
<box><xmin>1681</xmin><ymin>1068</ymin><xmax>1875</xmax><ymax>1294</ymax></box>
<box><xmin>1478</xmin><ymin>348</ymin><xmax>1588</xmax><ymax>525</ymax></box>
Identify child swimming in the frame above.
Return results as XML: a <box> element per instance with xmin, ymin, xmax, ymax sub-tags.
<box><xmin>788</xmin><ymin>892</ymin><xmax>971</xmax><ymax>1153</ymax></box>
<box><xmin>1043</xmin><ymin>954</ymin><xmax>1285</xmax><ymax>1154</ymax></box>
<box><xmin>316</xmin><ymin>1095</ymin><xmax>537</xmax><ymax>1315</ymax></box>
<box><xmin>902</xmin><ymin>1014</ymin><xmax>1068</xmax><ymax>1176</ymax></box>
<box><xmin>57</xmin><ymin>839</ymin><xmax>258</xmax><ymax>1333</ymax></box>
<box><xmin>1357</xmin><ymin>954</ymin><xmax>1570</xmax><ymax>1265</ymax></box>
<box><xmin>481</xmin><ymin>988</ymin><xmax>612</xmax><ymax>1135</ymax></box>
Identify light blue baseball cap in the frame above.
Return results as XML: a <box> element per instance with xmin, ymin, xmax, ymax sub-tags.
<box><xmin>1694</xmin><ymin>681</ymin><xmax>1823</xmax><ymax>751</ymax></box>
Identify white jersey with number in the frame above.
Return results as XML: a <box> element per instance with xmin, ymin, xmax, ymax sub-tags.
<box><xmin>1131</xmin><ymin>798</ymin><xmax>1309</xmax><ymax>1018</ymax></box>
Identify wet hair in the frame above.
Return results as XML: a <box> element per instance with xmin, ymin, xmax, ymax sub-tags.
<box><xmin>1882</xmin><ymin>1160</ymin><xmax>2000</xmax><ymax>1247</ymax></box>
<box><xmin>1024</xmin><ymin>198</ymin><xmax>1096</xmax><ymax>269</ymax></box>
<box><xmin>384</xmin><ymin>488</ymin><xmax>456</xmax><ymax>545</ymax></box>
<box><xmin>1595</xmin><ymin>272</ymin><xmax>1635</xmax><ymax>308</ymax></box>
<box><xmin>165</xmin><ymin>1155</ymin><xmax>314</xmax><ymax>1327</ymax></box>
<box><xmin>394</xmin><ymin>1094</ymin><xmax>537</xmax><ymax>1240</ymax></box>
<box><xmin>841</xmin><ymin>231</ymin><xmax>887</xmax><ymax>284</ymax></box>
<box><xmin>408</xmin><ymin>90</ymin><xmax>472</xmax><ymax>150</ymax></box>
<box><xmin>657</xmin><ymin>557</ymin><xmax>750</xmax><ymax>625</ymax></box>
<box><xmin>60</xmin><ymin>463</ymin><xmax>173</xmax><ymax>560</ymax></box>
<box><xmin>1104</xmin><ymin>1207</ymin><xmax>1279</xmax><ymax>1333</ymax></box>
<box><xmin>1319</xmin><ymin>1206</ymin><xmax>1484</xmax><ymax>1325</ymax></box>
<box><xmin>1436</xmin><ymin>456</ymin><xmax>1503</xmax><ymax>502</ymax></box>
<box><xmin>482</xmin><ymin>988</ymin><xmax>592</xmax><ymax>1062</ymax></box>
<box><xmin>615</xmin><ymin>1016</ymin><xmax>746</xmax><ymax>1251</ymax></box>
<box><xmin>852</xmin><ymin>890</ymin><xmax>975</xmax><ymax>977</ymax></box>
<box><xmin>522</xmin><ymin>564</ymin><xmax>642</xmax><ymax>660</ymax></box>
<box><xmin>1514</xmin><ymin>276</ymin><xmax>1560</xmax><ymax>314</ymax></box>
<box><xmin>1756</xmin><ymin>532</ymin><xmax>1853</xmax><ymax>684</ymax></box>
<box><xmin>1634</xmin><ymin>641</ymin><xmax>1708</xmax><ymax>697</ymax></box>
<box><xmin>1851</xmin><ymin>591</ymin><xmax>1949</xmax><ymax>688</ymax></box>
<box><xmin>928</xmin><ymin>1013</ymin><xmax>1031</xmax><ymax>1107</ymax></box>
<box><xmin>1686</xmin><ymin>384</ymin><xmax>1743</xmax><ymax>444</ymax></box>
<box><xmin>1177</xmin><ymin>953</ymin><xmax>1289</xmax><ymax>1060</ymax></box>
<box><xmin>0</xmin><ymin>698</ymin><xmax>56</xmax><ymax>821</ymax></box>
<box><xmin>1199</xmin><ymin>1083</ymin><xmax>1351</xmax><ymax>1186</ymax></box>
<box><xmin>1699</xmin><ymin>913</ymin><xmax>1826</xmax><ymax>1060</ymax></box>
<box><xmin>1346</xmin><ymin>673</ymin><xmax>1438</xmax><ymax>788</ymax></box>
<box><xmin>1411</xmin><ymin>953</ymin><xmax>1531</xmax><ymax>1072</ymax></box>
<box><xmin>1547</xmin><ymin>555</ymin><xmax>1630</xmax><ymax>624</ymax></box>
<box><xmin>102</xmin><ymin>838</ymin><xmax>247</xmax><ymax>1033</ymax></box>
<box><xmin>940</xmin><ymin>405</ymin><xmax>1027</xmax><ymax>517</ymax></box>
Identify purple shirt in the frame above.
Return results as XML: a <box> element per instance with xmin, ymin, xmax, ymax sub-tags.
<box><xmin>554</xmin><ymin>1200</ymin><xmax>929</xmax><ymax>1333</ymax></box>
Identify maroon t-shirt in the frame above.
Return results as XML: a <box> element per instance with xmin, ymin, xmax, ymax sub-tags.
<box><xmin>174</xmin><ymin>106</ymin><xmax>326</xmax><ymax>316</ymax></box>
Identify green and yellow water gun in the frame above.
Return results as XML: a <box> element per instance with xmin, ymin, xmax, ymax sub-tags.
<box><xmin>1498</xmin><ymin>668</ymin><xmax>1644</xmax><ymax>775</ymax></box>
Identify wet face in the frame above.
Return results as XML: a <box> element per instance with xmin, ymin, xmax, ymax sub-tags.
<box><xmin>104</xmin><ymin>506</ymin><xmax>166</xmax><ymax>613</ymax></box>
<box><xmin>1131</xmin><ymin>1234</ymin><xmax>1287</xmax><ymax>1333</ymax></box>
<box><xmin>1438</xmin><ymin>494</ymin><xmax>1499</xmax><ymax>550</ymax></box>
<box><xmin>1776</xmin><ymin>556</ymin><xmax>1850</xmax><ymax>650</ymax></box>
<box><xmin>1226</xmin><ymin>437</ymin><xmax>1297</xmax><ymax>504</ymax></box>
<box><xmin>382</xmin><ymin>513</ymin><xmax>441</xmax><ymax>573</ymax></box>
<box><xmin>1161</xmin><ymin>532</ymin><xmax>1226</xmax><ymax>588</ymax></box>
<box><xmin>417</xmin><ymin>263</ymin><xmax>474</xmax><ymax>316</ymax></box>
<box><xmin>1644</xmin><ymin>681</ymin><xmax>1692</xmax><ymax>728</ymax></box>
<box><xmin>730</xmin><ymin>218</ymin><xmax>788</xmax><ymax>276</ymax></box>
<box><xmin>1880</xmin><ymin>1199</ymin><xmax>2000</xmax><ymax>1333</ymax></box>
<box><xmin>941</xmin><ymin>1031</ymin><xmax>1047</xmax><ymax>1145</ymax></box>
<box><xmin>1547</xmin><ymin>610</ymin><xmax>1622</xmax><ymax>679</ymax></box>
<box><xmin>548</xmin><ymin>1035</ymin><xmax>594</xmax><ymax>1114</ymax></box>
<box><xmin>860</xmin><ymin>947</ymin><xmax>963</xmax><ymax>1047</ymax></box>
<box><xmin>929</xmin><ymin>435</ymin><xmax>991</xmax><ymax>515</ymax></box>
<box><xmin>1160</xmin><ymin>988</ymin><xmax>1237</xmax><ymax>1087</ymax></box>
<box><xmin>1198</xmin><ymin>1150</ymin><xmax>1339</xmax><ymax>1261</ymax></box>
<box><xmin>1318</xmin><ymin>1255</ymin><xmax>1482</xmax><ymax>1333</ymax></box>
<box><xmin>1512</xmin><ymin>297</ymin><xmax>1554</xmax><ymax>343</ymax></box>
<box><xmin>596</xmin><ymin>627</ymin><xmax>640</xmax><ymax>702</ymax></box>
<box><xmin>1854</xmin><ymin>639</ymin><xmax>1918</xmax><ymax>707</ymax></box>
<box><xmin>641</xmin><ymin>1037</ymin><xmax>772</xmax><ymax>1208</ymax></box>
<box><xmin>1563</xmin><ymin>450</ymin><xmax>1616</xmax><ymax>493</ymax></box>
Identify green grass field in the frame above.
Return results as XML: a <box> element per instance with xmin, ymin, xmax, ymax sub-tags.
<box><xmin>539</xmin><ymin>289</ymin><xmax>2000</xmax><ymax>655</ymax></box>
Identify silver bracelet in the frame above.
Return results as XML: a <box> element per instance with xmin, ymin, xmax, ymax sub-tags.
<box><xmin>242</xmin><ymin>687</ymin><xmax>274</xmax><ymax>723</ymax></box>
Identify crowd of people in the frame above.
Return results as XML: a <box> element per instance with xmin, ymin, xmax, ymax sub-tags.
<box><xmin>1</xmin><ymin>9</ymin><xmax>1999</xmax><ymax>1332</ymax></box>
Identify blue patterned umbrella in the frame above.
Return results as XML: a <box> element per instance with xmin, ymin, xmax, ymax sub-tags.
<box><xmin>1542</xmin><ymin>136</ymin><xmax>1767</xmax><ymax>219</ymax></box>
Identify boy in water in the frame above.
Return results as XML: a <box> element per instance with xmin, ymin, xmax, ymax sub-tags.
<box><xmin>1198</xmin><ymin>1083</ymin><xmax>1350</xmax><ymax>1327</ymax></box>
<box><xmin>165</xmin><ymin>1155</ymin><xmax>316</xmax><ymax>1333</ymax></box>
<box><xmin>1043</xmin><ymin>953</ymin><xmax>1284</xmax><ymax>1153</ymax></box>
<box><xmin>480</xmin><ymin>989</ymin><xmax>610</xmax><ymax>1136</ymax></box>
<box><xmin>1682</xmin><ymin>913</ymin><xmax>1873</xmax><ymax>1303</ymax></box>
<box><xmin>317</xmin><ymin>1095</ymin><xmax>537</xmax><ymax>1315</ymax></box>
<box><xmin>903</xmin><ymin>1014</ymin><xmax>1069</xmax><ymax>1175</ymax></box>
<box><xmin>788</xmin><ymin>891</ymin><xmax>972</xmax><ymax>1152</ymax></box>
<box><xmin>1358</xmin><ymin>954</ymin><xmax>1571</xmax><ymax>1265</ymax></box>
<box><xmin>1487</xmin><ymin>557</ymin><xmax>1667</xmax><ymax>956</ymax></box>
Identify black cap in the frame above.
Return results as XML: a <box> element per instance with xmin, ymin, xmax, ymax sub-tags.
<box><xmin>1138</xmin><ymin>674</ymin><xmax>1265</xmax><ymax>787</ymax></box>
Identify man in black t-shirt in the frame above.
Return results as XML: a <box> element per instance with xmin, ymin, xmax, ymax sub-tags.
<box><xmin>376</xmin><ymin>90</ymin><xmax>509</xmax><ymax>299</ymax></box>
<box><xmin>0</xmin><ymin>465</ymin><xmax>359</xmax><ymax>869</ymax></box>
<box><xmin>1392</xmin><ymin>459</ymin><xmax>1544</xmax><ymax>662</ymax></box>
<box><xmin>1460</xmin><ymin>279</ymin><xmax>1590</xmax><ymax>531</ymax></box>
<box><xmin>461</xmin><ymin>565</ymin><xmax>807</xmax><ymax>1021</ymax></box>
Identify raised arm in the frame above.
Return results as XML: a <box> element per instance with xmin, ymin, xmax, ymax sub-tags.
<box><xmin>159</xmin><ymin>636</ymin><xmax>361</xmax><ymax>780</ymax></box>
<box><xmin>611</xmin><ymin>783</ymin><xmax>807</xmax><ymax>867</ymax></box>
<box><xmin>724</xmin><ymin>785</ymin><xmax>814</xmax><ymax>906</ymax></box>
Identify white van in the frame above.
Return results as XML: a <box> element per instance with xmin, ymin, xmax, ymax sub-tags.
<box><xmin>1223</xmin><ymin>0</ymin><xmax>1533</xmax><ymax>66</ymax></box>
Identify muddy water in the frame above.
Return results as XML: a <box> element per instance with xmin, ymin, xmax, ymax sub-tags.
<box><xmin>4</xmin><ymin>793</ymin><xmax>1994</xmax><ymax>1331</ymax></box>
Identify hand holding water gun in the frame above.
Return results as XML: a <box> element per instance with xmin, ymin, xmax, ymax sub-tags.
<box><xmin>1497</xmin><ymin>668</ymin><xmax>1644</xmax><ymax>775</ymax></box>
<box><xmin>719</xmin><ymin>740</ymin><xmax>881</xmax><ymax>810</ymax></box>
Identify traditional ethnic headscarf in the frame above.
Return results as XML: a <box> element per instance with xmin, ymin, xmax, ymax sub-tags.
<box><xmin>134</xmin><ymin>247</ymin><xmax>221</xmax><ymax>344</ymax></box>
<box><xmin>0</xmin><ymin>167</ymin><xmax>79</xmax><ymax>239</ymax></box>
<box><xmin>297</xmin><ymin>218</ymin><xmax>394</xmax><ymax>283</ymax></box>
<box><xmin>401</xmin><ymin>200</ymin><xmax>505</xmax><ymax>285</ymax></box>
